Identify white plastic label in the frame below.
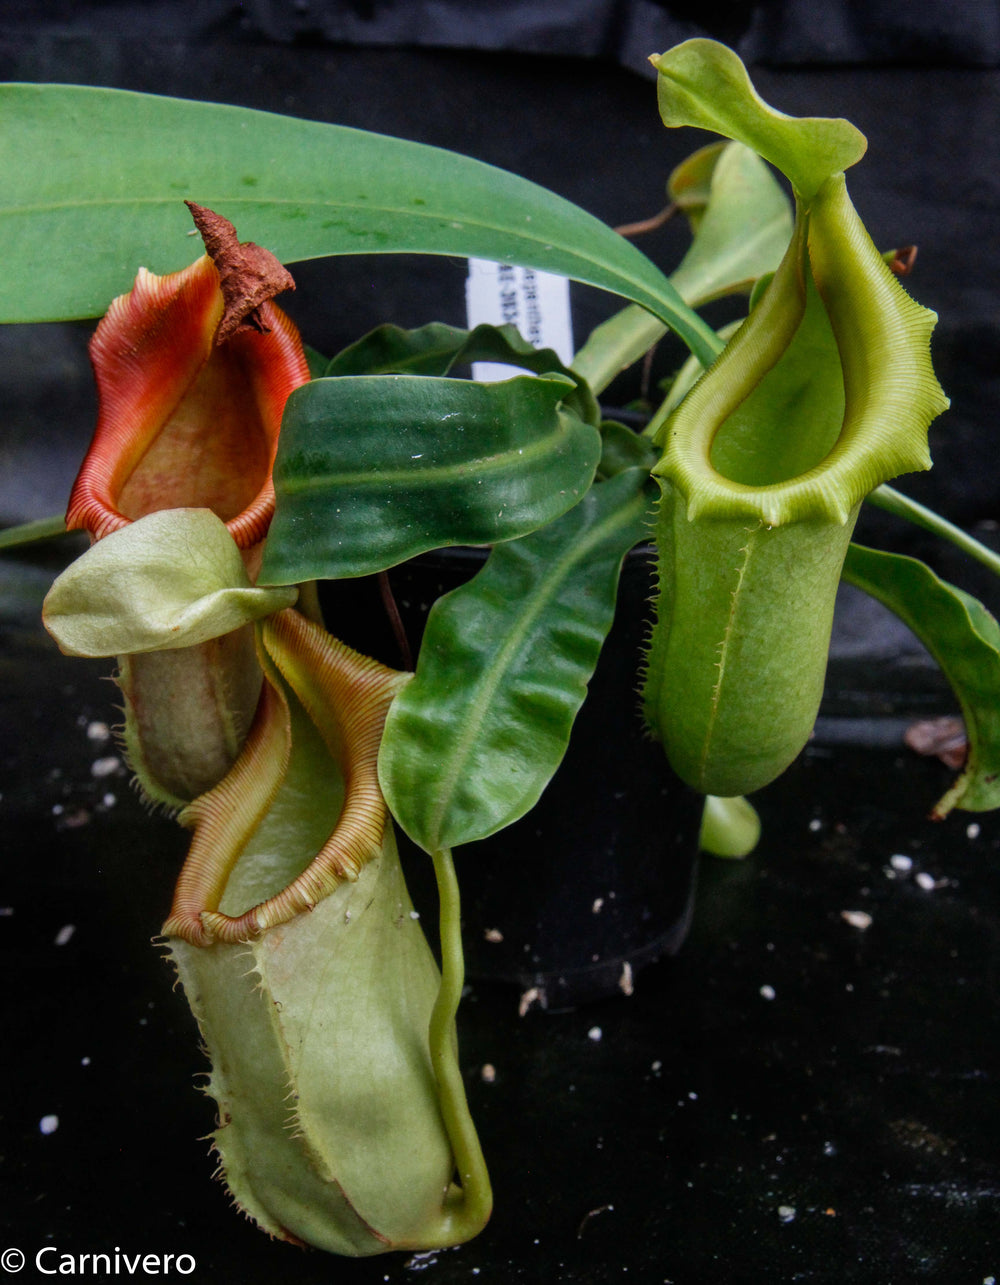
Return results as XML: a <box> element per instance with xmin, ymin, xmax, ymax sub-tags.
<box><xmin>465</xmin><ymin>259</ymin><xmax>574</xmax><ymax>382</ymax></box>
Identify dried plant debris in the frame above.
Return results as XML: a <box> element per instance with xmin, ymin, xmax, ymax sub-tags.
<box><xmin>185</xmin><ymin>201</ymin><xmax>295</xmax><ymax>343</ymax></box>
<box><xmin>904</xmin><ymin>715</ymin><xmax>969</xmax><ymax>770</ymax></box>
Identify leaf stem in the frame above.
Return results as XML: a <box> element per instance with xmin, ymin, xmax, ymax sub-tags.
<box><xmin>572</xmin><ymin>304</ymin><xmax>669</xmax><ymax>396</ymax></box>
<box><xmin>0</xmin><ymin>512</ymin><xmax>69</xmax><ymax>551</ymax></box>
<box><xmin>427</xmin><ymin>845</ymin><xmax>492</xmax><ymax>1242</ymax></box>
<box><xmin>868</xmin><ymin>484</ymin><xmax>1000</xmax><ymax>580</ymax></box>
<box><xmin>378</xmin><ymin>570</ymin><xmax>414</xmax><ymax>671</ymax></box>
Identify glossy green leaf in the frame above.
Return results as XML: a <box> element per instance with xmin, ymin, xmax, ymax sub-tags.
<box><xmin>842</xmin><ymin>543</ymin><xmax>1000</xmax><ymax>816</ymax></box>
<box><xmin>261</xmin><ymin>373</ymin><xmax>601</xmax><ymax>583</ymax></box>
<box><xmin>326</xmin><ymin>321</ymin><xmax>600</xmax><ymax>425</ymax></box>
<box><xmin>597</xmin><ymin>419</ymin><xmax>660</xmax><ymax>480</ymax></box>
<box><xmin>0</xmin><ymin>83</ymin><xmax>719</xmax><ymax>362</ymax></box>
<box><xmin>379</xmin><ymin>467</ymin><xmax>655</xmax><ymax>853</ymax></box>
<box><xmin>651</xmin><ymin>39</ymin><xmax>867</xmax><ymax>200</ymax></box>
<box><xmin>42</xmin><ymin>508</ymin><xmax>297</xmax><ymax>657</ymax></box>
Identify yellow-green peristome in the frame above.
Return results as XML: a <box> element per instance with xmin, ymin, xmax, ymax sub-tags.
<box><xmin>642</xmin><ymin>40</ymin><xmax>949</xmax><ymax>797</ymax></box>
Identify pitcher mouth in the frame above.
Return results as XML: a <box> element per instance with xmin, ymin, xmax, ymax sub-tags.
<box><xmin>65</xmin><ymin>206</ymin><xmax>310</xmax><ymax>550</ymax></box>
<box><xmin>654</xmin><ymin>175</ymin><xmax>945</xmax><ymax>531</ymax></box>
<box><xmin>163</xmin><ymin>608</ymin><xmax>410</xmax><ymax>948</ymax></box>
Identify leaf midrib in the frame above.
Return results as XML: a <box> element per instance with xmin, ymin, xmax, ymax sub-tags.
<box><xmin>424</xmin><ymin>488</ymin><xmax>647</xmax><ymax>849</ymax></box>
<box><xmin>279</xmin><ymin>420</ymin><xmax>579</xmax><ymax>495</ymax></box>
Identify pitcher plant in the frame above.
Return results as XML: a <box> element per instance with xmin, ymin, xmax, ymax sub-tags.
<box><xmin>4</xmin><ymin>38</ymin><xmax>1000</xmax><ymax>1255</ymax></box>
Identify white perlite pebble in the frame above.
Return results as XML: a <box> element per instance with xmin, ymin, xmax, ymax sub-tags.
<box><xmin>841</xmin><ymin>910</ymin><xmax>873</xmax><ymax>931</ymax></box>
<box><xmin>587</xmin><ymin>1026</ymin><xmax>603</xmax><ymax>1043</ymax></box>
<box><xmin>760</xmin><ymin>985</ymin><xmax>776</xmax><ymax>1001</ymax></box>
<box><xmin>39</xmin><ymin>1114</ymin><xmax>59</xmax><ymax>1135</ymax></box>
<box><xmin>618</xmin><ymin>961</ymin><xmax>634</xmax><ymax>997</ymax></box>
<box><xmin>890</xmin><ymin>854</ymin><xmax>913</xmax><ymax>872</ymax></box>
<box><xmin>90</xmin><ymin>756</ymin><xmax>121</xmax><ymax>778</ymax></box>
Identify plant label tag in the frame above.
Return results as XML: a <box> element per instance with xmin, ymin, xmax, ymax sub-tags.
<box><xmin>465</xmin><ymin>259</ymin><xmax>573</xmax><ymax>382</ymax></box>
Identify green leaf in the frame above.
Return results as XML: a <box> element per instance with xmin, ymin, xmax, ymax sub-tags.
<box><xmin>666</xmin><ymin>141</ymin><xmax>794</xmax><ymax>307</ymax></box>
<box><xmin>651</xmin><ymin>39</ymin><xmax>867</xmax><ymax>200</ymax></box>
<box><xmin>665</xmin><ymin>141</ymin><xmax>722</xmax><ymax>228</ymax></box>
<box><xmin>868</xmin><ymin>484</ymin><xmax>1000</xmax><ymax>582</ymax></box>
<box><xmin>0</xmin><ymin>513</ymin><xmax>68</xmax><ymax>550</ymax></box>
<box><xmin>326</xmin><ymin>321</ymin><xmax>600</xmax><ymax>425</ymax></box>
<box><xmin>378</xmin><ymin>467</ymin><xmax>655</xmax><ymax>853</ymax></box>
<box><xmin>842</xmin><ymin>542</ymin><xmax>1000</xmax><ymax>816</ymax></box>
<box><xmin>303</xmin><ymin>344</ymin><xmax>330</xmax><ymax>381</ymax></box>
<box><xmin>597</xmin><ymin>419</ymin><xmax>659</xmax><ymax>480</ymax></box>
<box><xmin>261</xmin><ymin>373</ymin><xmax>602</xmax><ymax>583</ymax></box>
<box><xmin>0</xmin><ymin>83</ymin><xmax>719</xmax><ymax>363</ymax></box>
<box><xmin>42</xmin><ymin>508</ymin><xmax>297</xmax><ymax>657</ymax></box>
<box><xmin>326</xmin><ymin>322</ymin><xmax>481</xmax><ymax>377</ymax></box>
<box><xmin>570</xmin><ymin>139</ymin><xmax>789</xmax><ymax>395</ymax></box>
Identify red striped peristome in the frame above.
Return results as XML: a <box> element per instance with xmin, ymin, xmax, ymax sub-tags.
<box><xmin>66</xmin><ymin>253</ymin><xmax>310</xmax><ymax>553</ymax></box>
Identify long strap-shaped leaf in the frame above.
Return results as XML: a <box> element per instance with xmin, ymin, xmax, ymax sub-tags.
<box><xmin>261</xmin><ymin>372</ymin><xmax>602</xmax><ymax>582</ymax></box>
<box><xmin>0</xmin><ymin>84</ymin><xmax>719</xmax><ymax>362</ymax></box>
<box><xmin>378</xmin><ymin>467</ymin><xmax>655</xmax><ymax>854</ymax></box>
<box><xmin>843</xmin><ymin>542</ymin><xmax>1000</xmax><ymax>817</ymax></box>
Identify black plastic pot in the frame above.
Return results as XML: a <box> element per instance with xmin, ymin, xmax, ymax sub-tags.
<box><xmin>321</xmin><ymin>543</ymin><xmax>703</xmax><ymax>1008</ymax></box>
